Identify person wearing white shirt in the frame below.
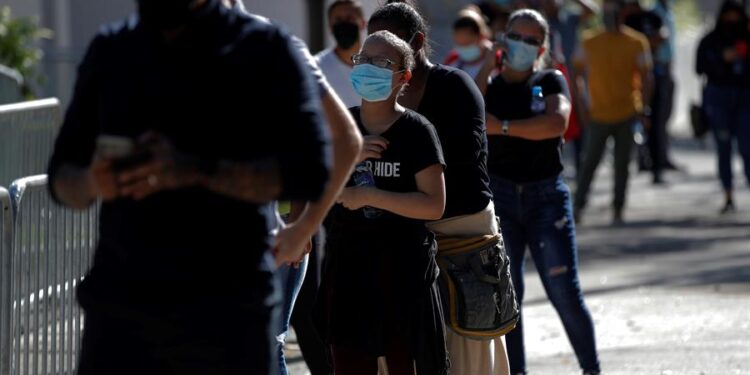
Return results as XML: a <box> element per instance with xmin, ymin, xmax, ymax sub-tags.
<box><xmin>315</xmin><ymin>0</ymin><xmax>366</xmax><ymax>108</ymax></box>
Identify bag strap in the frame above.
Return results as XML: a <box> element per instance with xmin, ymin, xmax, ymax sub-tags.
<box><xmin>436</xmin><ymin>234</ymin><xmax>499</xmax><ymax>254</ymax></box>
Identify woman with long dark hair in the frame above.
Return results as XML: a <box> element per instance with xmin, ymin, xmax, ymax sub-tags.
<box><xmin>369</xmin><ymin>2</ymin><xmax>510</xmax><ymax>374</ymax></box>
<box><xmin>476</xmin><ymin>8</ymin><xmax>601</xmax><ymax>375</ymax></box>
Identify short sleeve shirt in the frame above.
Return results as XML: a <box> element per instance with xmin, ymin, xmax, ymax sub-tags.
<box><xmin>577</xmin><ymin>28</ymin><xmax>652</xmax><ymax>123</ymax></box>
<box><xmin>416</xmin><ymin>65</ymin><xmax>493</xmax><ymax>218</ymax></box>
<box><xmin>315</xmin><ymin>48</ymin><xmax>361</xmax><ymax>108</ymax></box>
<box><xmin>326</xmin><ymin>108</ymin><xmax>444</xmax><ymax>232</ymax></box>
<box><xmin>485</xmin><ymin>69</ymin><xmax>570</xmax><ymax>183</ymax></box>
<box><xmin>46</xmin><ymin>2</ymin><xmax>331</xmax><ymax>306</ymax></box>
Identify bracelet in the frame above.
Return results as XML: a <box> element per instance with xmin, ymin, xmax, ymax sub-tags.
<box><xmin>501</xmin><ymin>120</ymin><xmax>510</xmax><ymax>135</ymax></box>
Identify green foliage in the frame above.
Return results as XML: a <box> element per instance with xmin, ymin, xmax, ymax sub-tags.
<box><xmin>0</xmin><ymin>6</ymin><xmax>53</xmax><ymax>99</ymax></box>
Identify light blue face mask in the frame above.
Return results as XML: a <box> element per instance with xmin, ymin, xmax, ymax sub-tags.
<box><xmin>455</xmin><ymin>44</ymin><xmax>482</xmax><ymax>62</ymax></box>
<box><xmin>350</xmin><ymin>63</ymin><xmax>401</xmax><ymax>102</ymax></box>
<box><xmin>504</xmin><ymin>38</ymin><xmax>540</xmax><ymax>71</ymax></box>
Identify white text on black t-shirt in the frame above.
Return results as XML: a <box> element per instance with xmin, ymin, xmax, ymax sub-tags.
<box><xmin>366</xmin><ymin>160</ymin><xmax>401</xmax><ymax>178</ymax></box>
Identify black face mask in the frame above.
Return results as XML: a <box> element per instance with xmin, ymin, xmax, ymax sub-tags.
<box><xmin>332</xmin><ymin>21</ymin><xmax>360</xmax><ymax>50</ymax></box>
<box><xmin>137</xmin><ymin>0</ymin><xmax>196</xmax><ymax>31</ymax></box>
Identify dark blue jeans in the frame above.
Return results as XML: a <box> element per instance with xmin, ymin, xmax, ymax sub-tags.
<box><xmin>703</xmin><ymin>83</ymin><xmax>750</xmax><ymax>191</ymax></box>
<box><xmin>490</xmin><ymin>175</ymin><xmax>599</xmax><ymax>374</ymax></box>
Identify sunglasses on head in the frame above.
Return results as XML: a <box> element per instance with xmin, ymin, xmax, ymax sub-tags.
<box><xmin>506</xmin><ymin>32</ymin><xmax>543</xmax><ymax>47</ymax></box>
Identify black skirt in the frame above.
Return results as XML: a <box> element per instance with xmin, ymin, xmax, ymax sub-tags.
<box><xmin>314</xmin><ymin>223</ymin><xmax>449</xmax><ymax>374</ymax></box>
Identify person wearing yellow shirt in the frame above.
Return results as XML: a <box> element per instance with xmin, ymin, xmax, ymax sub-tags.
<box><xmin>572</xmin><ymin>0</ymin><xmax>654</xmax><ymax>225</ymax></box>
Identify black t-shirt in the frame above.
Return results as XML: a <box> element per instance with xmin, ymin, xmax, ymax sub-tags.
<box><xmin>47</xmin><ymin>1</ymin><xmax>330</xmax><ymax>309</ymax></box>
<box><xmin>321</xmin><ymin>107</ymin><xmax>444</xmax><ymax>354</ymax></box>
<box><xmin>485</xmin><ymin>69</ymin><xmax>570</xmax><ymax>183</ymax></box>
<box><xmin>326</xmin><ymin>107</ymin><xmax>445</xmax><ymax>233</ymax></box>
<box><xmin>416</xmin><ymin>64</ymin><xmax>493</xmax><ymax>218</ymax></box>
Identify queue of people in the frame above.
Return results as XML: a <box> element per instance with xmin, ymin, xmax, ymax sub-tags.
<box><xmin>46</xmin><ymin>0</ymin><xmax>749</xmax><ymax>374</ymax></box>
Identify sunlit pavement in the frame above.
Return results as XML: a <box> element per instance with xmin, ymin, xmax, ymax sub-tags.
<box><xmin>523</xmin><ymin>139</ymin><xmax>750</xmax><ymax>374</ymax></box>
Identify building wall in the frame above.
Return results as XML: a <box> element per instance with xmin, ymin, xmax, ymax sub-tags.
<box><xmin>2</xmin><ymin>0</ymin><xmax>41</xmax><ymax>19</ymax></box>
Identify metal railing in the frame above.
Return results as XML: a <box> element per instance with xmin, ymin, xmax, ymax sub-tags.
<box><xmin>1</xmin><ymin>187</ymin><xmax>12</xmax><ymax>375</ymax></box>
<box><xmin>0</xmin><ymin>66</ymin><xmax>23</xmax><ymax>105</ymax></box>
<box><xmin>0</xmin><ymin>99</ymin><xmax>61</xmax><ymax>188</ymax></box>
<box><xmin>0</xmin><ymin>175</ymin><xmax>98</xmax><ymax>375</ymax></box>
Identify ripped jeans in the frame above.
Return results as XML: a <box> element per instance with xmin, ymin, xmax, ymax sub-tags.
<box><xmin>490</xmin><ymin>174</ymin><xmax>600</xmax><ymax>374</ymax></box>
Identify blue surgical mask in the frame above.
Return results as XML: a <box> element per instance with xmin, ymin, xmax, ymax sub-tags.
<box><xmin>456</xmin><ymin>44</ymin><xmax>482</xmax><ymax>62</ymax></box>
<box><xmin>350</xmin><ymin>64</ymin><xmax>401</xmax><ymax>102</ymax></box>
<box><xmin>504</xmin><ymin>38</ymin><xmax>540</xmax><ymax>71</ymax></box>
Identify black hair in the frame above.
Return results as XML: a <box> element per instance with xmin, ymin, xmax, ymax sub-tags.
<box><xmin>604</xmin><ymin>0</ymin><xmax>626</xmax><ymax>7</ymax></box>
<box><xmin>454</xmin><ymin>17</ymin><xmax>482</xmax><ymax>35</ymax></box>
<box><xmin>385</xmin><ymin>0</ymin><xmax>419</xmax><ymax>8</ymax></box>
<box><xmin>369</xmin><ymin>2</ymin><xmax>431</xmax><ymax>56</ymax></box>
<box><xmin>453</xmin><ymin>10</ymin><xmax>490</xmax><ymax>38</ymax></box>
<box><xmin>507</xmin><ymin>8</ymin><xmax>550</xmax><ymax>45</ymax></box>
<box><xmin>716</xmin><ymin>0</ymin><xmax>749</xmax><ymax>30</ymax></box>
<box><xmin>507</xmin><ymin>9</ymin><xmax>550</xmax><ymax>69</ymax></box>
<box><xmin>327</xmin><ymin>0</ymin><xmax>365</xmax><ymax>20</ymax></box>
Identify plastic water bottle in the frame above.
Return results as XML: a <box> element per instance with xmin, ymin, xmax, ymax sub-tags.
<box><xmin>632</xmin><ymin>121</ymin><xmax>646</xmax><ymax>145</ymax></box>
<box><xmin>530</xmin><ymin>86</ymin><xmax>546</xmax><ymax>114</ymax></box>
<box><xmin>352</xmin><ymin>162</ymin><xmax>382</xmax><ymax>219</ymax></box>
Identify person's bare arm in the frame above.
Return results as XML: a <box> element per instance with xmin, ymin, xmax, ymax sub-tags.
<box><xmin>52</xmin><ymin>162</ymin><xmax>109</xmax><ymax>209</ymax></box>
<box><xmin>475</xmin><ymin>43</ymin><xmax>499</xmax><ymax>96</ymax></box>
<box><xmin>486</xmin><ymin>94</ymin><xmax>571</xmax><ymax>140</ymax></box>
<box><xmin>338</xmin><ymin>164</ymin><xmax>445</xmax><ymax>221</ymax></box>
<box><xmin>274</xmin><ymin>91</ymin><xmax>362</xmax><ymax>265</ymax></box>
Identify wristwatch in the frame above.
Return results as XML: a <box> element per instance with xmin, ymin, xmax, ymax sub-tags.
<box><xmin>501</xmin><ymin>120</ymin><xmax>510</xmax><ymax>135</ymax></box>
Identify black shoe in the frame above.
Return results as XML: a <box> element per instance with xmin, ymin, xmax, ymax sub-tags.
<box><xmin>720</xmin><ymin>200</ymin><xmax>736</xmax><ymax>215</ymax></box>
<box><xmin>583</xmin><ymin>371</ymin><xmax>601</xmax><ymax>375</ymax></box>
<box><xmin>574</xmin><ymin>207</ymin><xmax>583</xmax><ymax>225</ymax></box>
<box><xmin>664</xmin><ymin>160</ymin><xmax>681</xmax><ymax>171</ymax></box>
<box><xmin>612</xmin><ymin>210</ymin><xmax>624</xmax><ymax>226</ymax></box>
<box><xmin>652</xmin><ymin>174</ymin><xmax>666</xmax><ymax>185</ymax></box>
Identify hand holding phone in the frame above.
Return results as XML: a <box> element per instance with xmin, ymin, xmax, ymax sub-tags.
<box><xmin>95</xmin><ymin>135</ymin><xmax>152</xmax><ymax>171</ymax></box>
<box><xmin>96</xmin><ymin>135</ymin><xmax>135</xmax><ymax>160</ymax></box>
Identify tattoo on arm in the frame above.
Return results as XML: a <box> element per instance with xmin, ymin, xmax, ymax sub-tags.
<box><xmin>205</xmin><ymin>158</ymin><xmax>282</xmax><ymax>204</ymax></box>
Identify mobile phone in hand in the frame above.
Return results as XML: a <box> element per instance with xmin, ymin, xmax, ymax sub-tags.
<box><xmin>96</xmin><ymin>135</ymin><xmax>134</xmax><ymax>159</ymax></box>
<box><xmin>95</xmin><ymin>135</ymin><xmax>152</xmax><ymax>171</ymax></box>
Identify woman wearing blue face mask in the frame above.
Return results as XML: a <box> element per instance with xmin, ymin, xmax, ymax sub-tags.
<box><xmin>476</xmin><ymin>9</ymin><xmax>601</xmax><ymax>375</ymax></box>
<box><xmin>444</xmin><ymin>7</ymin><xmax>500</xmax><ymax>80</ymax></box>
<box><xmin>316</xmin><ymin>30</ymin><xmax>448</xmax><ymax>375</ymax></box>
